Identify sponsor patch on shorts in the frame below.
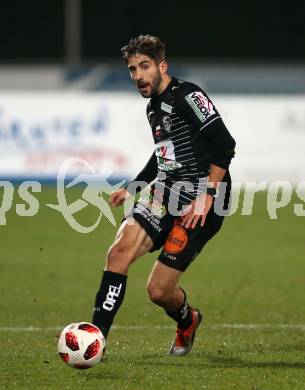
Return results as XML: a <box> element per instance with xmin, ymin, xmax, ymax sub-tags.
<box><xmin>164</xmin><ymin>224</ymin><xmax>188</xmax><ymax>254</ymax></box>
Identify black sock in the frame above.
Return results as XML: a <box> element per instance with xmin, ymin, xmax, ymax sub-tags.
<box><xmin>92</xmin><ymin>270</ymin><xmax>127</xmax><ymax>338</ymax></box>
<box><xmin>165</xmin><ymin>288</ymin><xmax>193</xmax><ymax>329</ymax></box>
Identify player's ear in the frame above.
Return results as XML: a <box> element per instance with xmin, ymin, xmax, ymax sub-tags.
<box><xmin>159</xmin><ymin>60</ymin><xmax>168</xmax><ymax>75</ymax></box>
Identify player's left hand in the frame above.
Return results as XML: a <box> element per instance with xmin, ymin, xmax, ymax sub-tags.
<box><xmin>180</xmin><ymin>193</ymin><xmax>214</xmax><ymax>229</ymax></box>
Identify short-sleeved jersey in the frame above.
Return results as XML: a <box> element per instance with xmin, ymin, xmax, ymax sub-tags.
<box><xmin>147</xmin><ymin>77</ymin><xmax>228</xmax><ymax>208</ymax></box>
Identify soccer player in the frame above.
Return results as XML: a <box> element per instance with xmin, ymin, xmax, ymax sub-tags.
<box><xmin>92</xmin><ymin>35</ymin><xmax>236</xmax><ymax>356</ymax></box>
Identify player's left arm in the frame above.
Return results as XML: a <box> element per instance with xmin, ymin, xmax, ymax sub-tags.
<box><xmin>181</xmin><ymin>163</ymin><xmax>226</xmax><ymax>228</ymax></box>
<box><xmin>175</xmin><ymin>85</ymin><xmax>236</xmax><ymax>228</ymax></box>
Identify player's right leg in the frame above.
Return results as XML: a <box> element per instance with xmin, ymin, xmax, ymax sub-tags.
<box><xmin>92</xmin><ymin>218</ymin><xmax>153</xmax><ymax>338</ymax></box>
<box><xmin>106</xmin><ymin>218</ymin><xmax>153</xmax><ymax>274</ymax></box>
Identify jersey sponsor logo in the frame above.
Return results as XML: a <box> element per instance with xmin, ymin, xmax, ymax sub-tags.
<box><xmin>164</xmin><ymin>224</ymin><xmax>188</xmax><ymax>254</ymax></box>
<box><xmin>102</xmin><ymin>284</ymin><xmax>122</xmax><ymax>311</ymax></box>
<box><xmin>156</xmin><ymin>139</ymin><xmax>175</xmax><ymax>160</ymax></box>
<box><xmin>159</xmin><ymin>145</ymin><xmax>167</xmax><ymax>157</ymax></box>
<box><xmin>185</xmin><ymin>91</ymin><xmax>215</xmax><ymax>123</ymax></box>
<box><xmin>162</xmin><ymin>115</ymin><xmax>171</xmax><ymax>132</ymax></box>
<box><xmin>139</xmin><ymin>193</ymin><xmax>167</xmax><ymax>219</ymax></box>
<box><xmin>155</xmin><ymin>139</ymin><xmax>182</xmax><ymax>171</ymax></box>
<box><xmin>157</xmin><ymin>158</ymin><xmax>182</xmax><ymax>172</ymax></box>
<box><xmin>161</xmin><ymin>102</ymin><xmax>173</xmax><ymax>114</ymax></box>
<box><xmin>155</xmin><ymin>125</ymin><xmax>162</xmax><ymax>137</ymax></box>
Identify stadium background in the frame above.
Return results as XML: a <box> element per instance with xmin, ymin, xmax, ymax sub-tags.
<box><xmin>1</xmin><ymin>0</ymin><xmax>305</xmax><ymax>182</ymax></box>
<box><xmin>0</xmin><ymin>1</ymin><xmax>305</xmax><ymax>389</ymax></box>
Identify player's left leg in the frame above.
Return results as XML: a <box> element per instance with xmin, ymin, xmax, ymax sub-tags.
<box><xmin>147</xmin><ymin>260</ymin><xmax>202</xmax><ymax>356</ymax></box>
<box><xmin>146</xmin><ymin>261</ymin><xmax>184</xmax><ymax>311</ymax></box>
<box><xmin>147</xmin><ymin>209</ymin><xmax>225</xmax><ymax>355</ymax></box>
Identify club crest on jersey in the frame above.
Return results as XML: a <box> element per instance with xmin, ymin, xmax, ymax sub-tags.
<box><xmin>162</xmin><ymin>115</ymin><xmax>171</xmax><ymax>132</ymax></box>
<box><xmin>161</xmin><ymin>102</ymin><xmax>172</xmax><ymax>113</ymax></box>
<box><xmin>185</xmin><ymin>91</ymin><xmax>216</xmax><ymax>123</ymax></box>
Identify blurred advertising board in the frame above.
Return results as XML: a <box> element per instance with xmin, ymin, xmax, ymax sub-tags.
<box><xmin>218</xmin><ymin>96</ymin><xmax>305</xmax><ymax>183</ymax></box>
<box><xmin>0</xmin><ymin>92</ymin><xmax>152</xmax><ymax>181</ymax></box>
<box><xmin>0</xmin><ymin>93</ymin><xmax>304</xmax><ymax>183</ymax></box>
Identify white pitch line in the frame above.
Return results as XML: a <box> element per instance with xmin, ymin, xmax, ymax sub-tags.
<box><xmin>215</xmin><ymin>324</ymin><xmax>305</xmax><ymax>331</ymax></box>
<box><xmin>0</xmin><ymin>324</ymin><xmax>305</xmax><ymax>332</ymax></box>
<box><xmin>0</xmin><ymin>326</ymin><xmax>62</xmax><ymax>332</ymax></box>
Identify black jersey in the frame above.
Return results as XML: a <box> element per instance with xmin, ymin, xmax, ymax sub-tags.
<box><xmin>147</xmin><ymin>77</ymin><xmax>219</xmax><ymax>180</ymax></box>
<box><xmin>128</xmin><ymin>77</ymin><xmax>236</xmax><ymax>209</ymax></box>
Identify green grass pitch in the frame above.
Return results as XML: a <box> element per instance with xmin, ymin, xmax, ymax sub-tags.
<box><xmin>0</xmin><ymin>186</ymin><xmax>304</xmax><ymax>389</ymax></box>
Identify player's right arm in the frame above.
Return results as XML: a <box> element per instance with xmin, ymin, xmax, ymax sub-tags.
<box><xmin>109</xmin><ymin>151</ymin><xmax>158</xmax><ymax>207</ymax></box>
<box><xmin>109</xmin><ymin>188</ymin><xmax>131</xmax><ymax>207</ymax></box>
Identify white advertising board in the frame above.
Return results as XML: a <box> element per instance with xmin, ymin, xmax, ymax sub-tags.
<box><xmin>0</xmin><ymin>93</ymin><xmax>304</xmax><ymax>183</ymax></box>
<box><xmin>217</xmin><ymin>95</ymin><xmax>305</xmax><ymax>183</ymax></box>
<box><xmin>0</xmin><ymin>92</ymin><xmax>153</xmax><ymax>180</ymax></box>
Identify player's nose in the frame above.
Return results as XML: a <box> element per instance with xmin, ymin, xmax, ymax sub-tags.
<box><xmin>133</xmin><ymin>70</ymin><xmax>143</xmax><ymax>82</ymax></box>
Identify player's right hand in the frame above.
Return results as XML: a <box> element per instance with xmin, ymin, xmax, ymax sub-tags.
<box><xmin>108</xmin><ymin>188</ymin><xmax>131</xmax><ymax>207</ymax></box>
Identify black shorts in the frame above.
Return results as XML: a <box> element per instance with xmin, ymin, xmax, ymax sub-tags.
<box><xmin>125</xmin><ymin>191</ymin><xmax>224</xmax><ymax>272</ymax></box>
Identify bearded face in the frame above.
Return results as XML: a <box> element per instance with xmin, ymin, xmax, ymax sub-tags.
<box><xmin>128</xmin><ymin>54</ymin><xmax>164</xmax><ymax>98</ymax></box>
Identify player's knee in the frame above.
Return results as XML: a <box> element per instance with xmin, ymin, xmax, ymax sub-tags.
<box><xmin>147</xmin><ymin>281</ymin><xmax>169</xmax><ymax>306</ymax></box>
<box><xmin>106</xmin><ymin>244</ymin><xmax>134</xmax><ymax>273</ymax></box>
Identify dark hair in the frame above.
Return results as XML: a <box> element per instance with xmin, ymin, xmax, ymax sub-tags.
<box><xmin>121</xmin><ymin>35</ymin><xmax>166</xmax><ymax>63</ymax></box>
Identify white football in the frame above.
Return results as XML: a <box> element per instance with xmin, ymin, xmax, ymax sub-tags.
<box><xmin>57</xmin><ymin>322</ymin><xmax>105</xmax><ymax>369</ymax></box>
